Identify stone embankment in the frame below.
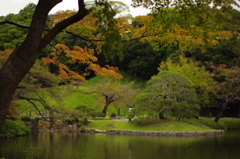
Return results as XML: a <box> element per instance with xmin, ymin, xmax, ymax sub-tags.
<box><xmin>85</xmin><ymin>129</ymin><xmax>224</xmax><ymax>137</ymax></box>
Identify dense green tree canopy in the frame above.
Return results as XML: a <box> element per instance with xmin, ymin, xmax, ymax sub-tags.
<box><xmin>133</xmin><ymin>71</ymin><xmax>200</xmax><ymax>120</ymax></box>
<box><xmin>158</xmin><ymin>54</ymin><xmax>214</xmax><ymax>107</ymax></box>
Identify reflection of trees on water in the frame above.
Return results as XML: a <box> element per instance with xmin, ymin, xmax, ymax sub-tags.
<box><xmin>2</xmin><ymin>132</ymin><xmax>240</xmax><ymax>159</ymax></box>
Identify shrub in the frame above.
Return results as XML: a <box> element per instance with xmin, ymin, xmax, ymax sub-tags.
<box><xmin>0</xmin><ymin>119</ymin><xmax>30</xmax><ymax>137</ymax></box>
<box><xmin>21</xmin><ymin>116</ymin><xmax>31</xmax><ymax>122</ymax></box>
<box><xmin>78</xmin><ymin>117</ymin><xmax>88</xmax><ymax>126</ymax></box>
<box><xmin>110</xmin><ymin>113</ymin><xmax>116</xmax><ymax>118</ymax></box>
<box><xmin>221</xmin><ymin>119</ymin><xmax>240</xmax><ymax>130</ymax></box>
<box><xmin>200</xmin><ymin>119</ymin><xmax>225</xmax><ymax>129</ymax></box>
<box><xmin>89</xmin><ymin>111</ymin><xmax>106</xmax><ymax>117</ymax></box>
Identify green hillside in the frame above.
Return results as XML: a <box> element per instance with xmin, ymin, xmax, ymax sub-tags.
<box><xmin>17</xmin><ymin>70</ymin><xmax>146</xmax><ymax>117</ymax></box>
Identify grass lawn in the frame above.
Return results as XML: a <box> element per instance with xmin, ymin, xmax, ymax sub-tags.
<box><xmin>17</xmin><ymin>70</ymin><xmax>145</xmax><ymax>116</ymax></box>
<box><xmin>83</xmin><ymin>118</ymin><xmax>218</xmax><ymax>132</ymax></box>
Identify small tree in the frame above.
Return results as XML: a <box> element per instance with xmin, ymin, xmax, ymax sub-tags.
<box><xmin>133</xmin><ymin>71</ymin><xmax>200</xmax><ymax>120</ymax></box>
<box><xmin>83</xmin><ymin>80</ymin><xmax>140</xmax><ymax>115</ymax></box>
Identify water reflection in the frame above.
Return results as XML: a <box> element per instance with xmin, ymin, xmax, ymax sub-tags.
<box><xmin>0</xmin><ymin>131</ymin><xmax>240</xmax><ymax>159</ymax></box>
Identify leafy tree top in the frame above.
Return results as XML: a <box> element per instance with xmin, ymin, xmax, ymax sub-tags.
<box><xmin>133</xmin><ymin>70</ymin><xmax>200</xmax><ymax>120</ymax></box>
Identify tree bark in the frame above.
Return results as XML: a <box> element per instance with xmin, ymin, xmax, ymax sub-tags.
<box><xmin>214</xmin><ymin>102</ymin><xmax>228</xmax><ymax>122</ymax></box>
<box><xmin>159</xmin><ymin>108</ymin><xmax>166</xmax><ymax>119</ymax></box>
<box><xmin>0</xmin><ymin>0</ymin><xmax>88</xmax><ymax>130</ymax></box>
<box><xmin>102</xmin><ymin>95</ymin><xmax>114</xmax><ymax>115</ymax></box>
<box><xmin>102</xmin><ymin>104</ymin><xmax>109</xmax><ymax>115</ymax></box>
<box><xmin>214</xmin><ymin>91</ymin><xmax>240</xmax><ymax>123</ymax></box>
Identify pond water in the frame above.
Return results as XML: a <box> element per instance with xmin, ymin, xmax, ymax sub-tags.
<box><xmin>1</xmin><ymin>131</ymin><xmax>240</xmax><ymax>159</ymax></box>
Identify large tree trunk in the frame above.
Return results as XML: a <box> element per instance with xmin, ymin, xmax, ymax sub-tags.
<box><xmin>214</xmin><ymin>102</ymin><xmax>228</xmax><ymax>122</ymax></box>
<box><xmin>0</xmin><ymin>0</ymin><xmax>88</xmax><ymax>130</ymax></box>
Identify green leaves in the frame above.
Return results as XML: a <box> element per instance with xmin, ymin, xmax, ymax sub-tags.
<box><xmin>0</xmin><ymin>3</ymin><xmax>36</xmax><ymax>50</ymax></box>
<box><xmin>158</xmin><ymin>54</ymin><xmax>214</xmax><ymax>107</ymax></box>
<box><xmin>133</xmin><ymin>71</ymin><xmax>200</xmax><ymax>120</ymax></box>
<box><xmin>90</xmin><ymin>1</ymin><xmax>124</xmax><ymax>60</ymax></box>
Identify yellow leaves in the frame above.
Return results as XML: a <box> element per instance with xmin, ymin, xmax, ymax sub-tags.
<box><xmin>125</xmin><ymin>10</ymin><xmax>236</xmax><ymax>52</ymax></box>
<box><xmin>70</xmin><ymin>46</ymin><xmax>97</xmax><ymax>63</ymax></box>
<box><xmin>132</xmin><ymin>26</ymin><xmax>147</xmax><ymax>39</ymax></box>
<box><xmin>116</xmin><ymin>17</ymin><xmax>134</xmax><ymax>41</ymax></box>
<box><xmin>53</xmin><ymin>10</ymin><xmax>77</xmax><ymax>22</ymax></box>
<box><xmin>54</xmin><ymin>44</ymin><xmax>70</xmax><ymax>54</ymax></box>
<box><xmin>135</xmin><ymin>15</ymin><xmax>153</xmax><ymax>26</ymax></box>
<box><xmin>49</xmin><ymin>10</ymin><xmax>77</xmax><ymax>27</ymax></box>
<box><xmin>150</xmin><ymin>23</ymin><xmax>236</xmax><ymax>52</ymax></box>
<box><xmin>50</xmin><ymin>11</ymin><xmax>98</xmax><ymax>37</ymax></box>
<box><xmin>130</xmin><ymin>15</ymin><xmax>155</xmax><ymax>40</ymax></box>
<box><xmin>158</xmin><ymin>54</ymin><xmax>214</xmax><ymax>89</ymax></box>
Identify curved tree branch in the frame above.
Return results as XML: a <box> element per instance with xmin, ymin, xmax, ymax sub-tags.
<box><xmin>0</xmin><ymin>20</ymin><xmax>160</xmax><ymax>43</ymax></box>
<box><xmin>40</xmin><ymin>0</ymin><xmax>89</xmax><ymax>49</ymax></box>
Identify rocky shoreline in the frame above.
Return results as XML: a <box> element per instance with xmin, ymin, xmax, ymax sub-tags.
<box><xmin>85</xmin><ymin>129</ymin><xmax>224</xmax><ymax>137</ymax></box>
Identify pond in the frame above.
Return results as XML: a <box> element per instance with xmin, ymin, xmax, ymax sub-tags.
<box><xmin>1</xmin><ymin>131</ymin><xmax>240</xmax><ymax>159</ymax></box>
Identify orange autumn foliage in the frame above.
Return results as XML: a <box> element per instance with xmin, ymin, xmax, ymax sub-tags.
<box><xmin>42</xmin><ymin>44</ymin><xmax>122</xmax><ymax>81</ymax></box>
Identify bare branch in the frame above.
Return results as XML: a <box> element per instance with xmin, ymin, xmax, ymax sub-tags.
<box><xmin>18</xmin><ymin>96</ymin><xmax>47</xmax><ymax>120</ymax></box>
<box><xmin>18</xmin><ymin>95</ymin><xmax>51</xmax><ymax>110</ymax></box>
<box><xmin>39</xmin><ymin>3</ymin><xmax>89</xmax><ymax>49</ymax></box>
<box><xmin>26</xmin><ymin>99</ymin><xmax>46</xmax><ymax>120</ymax></box>
<box><xmin>0</xmin><ymin>20</ymin><xmax>30</xmax><ymax>29</ymax></box>
<box><xmin>0</xmin><ymin>20</ymin><xmax>160</xmax><ymax>43</ymax></box>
